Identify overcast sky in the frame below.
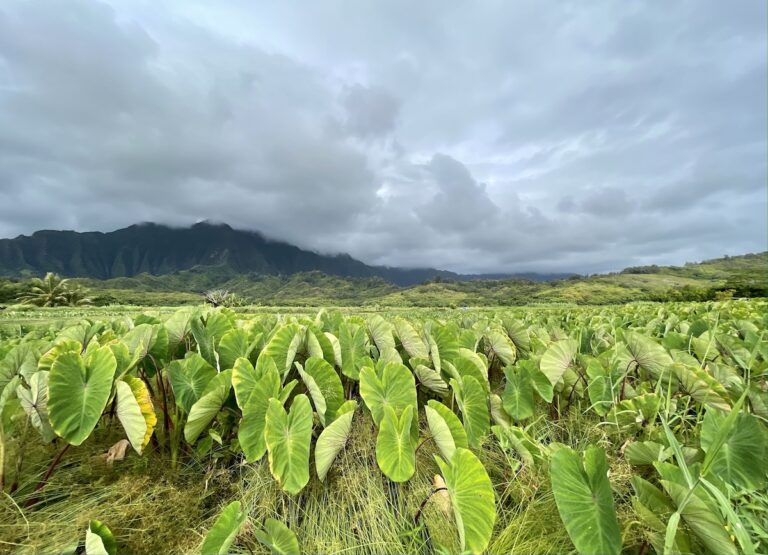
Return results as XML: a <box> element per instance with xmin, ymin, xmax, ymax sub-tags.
<box><xmin>0</xmin><ymin>1</ymin><xmax>765</xmax><ymax>273</ymax></box>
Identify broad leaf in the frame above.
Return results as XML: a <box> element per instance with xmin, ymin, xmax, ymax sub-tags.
<box><xmin>115</xmin><ymin>375</ymin><xmax>157</xmax><ymax>454</ymax></box>
<box><xmin>184</xmin><ymin>369</ymin><xmax>232</xmax><ymax>444</ymax></box>
<box><xmin>540</xmin><ymin>339</ymin><xmax>578</xmax><ymax>387</ymax></box>
<box><xmin>265</xmin><ymin>394</ymin><xmax>313</xmax><ymax>494</ymax></box>
<box><xmin>426</xmin><ymin>400</ymin><xmax>468</xmax><ymax>460</ymax></box>
<box><xmin>550</xmin><ymin>446</ymin><xmax>621</xmax><ymax>555</ymax></box>
<box><xmin>393</xmin><ymin>317</ymin><xmax>428</xmax><ymax>359</ymax></box>
<box><xmin>485</xmin><ymin>329</ymin><xmax>516</xmax><ymax>366</ymax></box>
<box><xmin>261</xmin><ymin>324</ymin><xmax>301</xmax><ymax>378</ymax></box>
<box><xmin>16</xmin><ymin>370</ymin><xmax>55</xmax><ymax>442</ymax></box>
<box><xmin>296</xmin><ymin>357</ymin><xmax>344</xmax><ymax>426</ymax></box>
<box><xmin>315</xmin><ymin>406</ymin><xmax>355</xmax><ymax>481</ymax></box>
<box><xmin>48</xmin><ymin>347</ymin><xmax>117</xmax><ymax>446</ymax></box>
<box><xmin>502</xmin><ymin>365</ymin><xmax>534</xmax><ymax>421</ymax></box>
<box><xmin>201</xmin><ymin>500</ymin><xmax>247</xmax><ymax>555</ymax></box>
<box><xmin>359</xmin><ymin>362</ymin><xmax>417</xmax><ymax>428</ymax></box>
<box><xmin>435</xmin><ymin>448</ymin><xmax>496</xmax><ymax>554</ymax></box>
<box><xmin>255</xmin><ymin>518</ymin><xmax>300</xmax><ymax>555</ymax></box>
<box><xmin>625</xmin><ymin>331</ymin><xmax>672</xmax><ymax>378</ymax></box>
<box><xmin>238</xmin><ymin>364</ymin><xmax>281</xmax><ymax>462</ymax></box>
<box><xmin>217</xmin><ymin>329</ymin><xmax>258</xmax><ymax>372</ymax></box>
<box><xmin>452</xmin><ymin>375</ymin><xmax>489</xmax><ymax>448</ymax></box>
<box><xmin>168</xmin><ymin>354</ymin><xmax>216</xmax><ymax>414</ymax></box>
<box><xmin>700</xmin><ymin>409</ymin><xmax>768</xmax><ymax>490</ymax></box>
<box><xmin>376</xmin><ymin>405</ymin><xmax>415</xmax><ymax>482</ymax></box>
<box><xmin>339</xmin><ymin>323</ymin><xmax>368</xmax><ymax>380</ymax></box>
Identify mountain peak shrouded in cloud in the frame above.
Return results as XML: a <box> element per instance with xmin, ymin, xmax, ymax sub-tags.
<box><xmin>0</xmin><ymin>0</ymin><xmax>765</xmax><ymax>274</ymax></box>
<box><xmin>0</xmin><ymin>222</ymin><xmax>576</xmax><ymax>285</ymax></box>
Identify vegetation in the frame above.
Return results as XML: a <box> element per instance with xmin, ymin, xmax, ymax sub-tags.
<box><xmin>0</xmin><ymin>299</ymin><xmax>766</xmax><ymax>554</ymax></box>
<box><xmin>1</xmin><ymin>252</ymin><xmax>761</xmax><ymax>309</ymax></box>
<box><xmin>15</xmin><ymin>272</ymin><xmax>92</xmax><ymax>307</ymax></box>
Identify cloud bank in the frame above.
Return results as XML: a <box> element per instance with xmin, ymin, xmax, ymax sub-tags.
<box><xmin>0</xmin><ymin>0</ymin><xmax>765</xmax><ymax>273</ymax></box>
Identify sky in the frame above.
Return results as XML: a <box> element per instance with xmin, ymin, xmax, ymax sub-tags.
<box><xmin>0</xmin><ymin>0</ymin><xmax>765</xmax><ymax>274</ymax></box>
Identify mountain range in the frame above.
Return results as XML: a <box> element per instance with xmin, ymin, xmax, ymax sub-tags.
<box><xmin>0</xmin><ymin>222</ymin><xmax>571</xmax><ymax>285</ymax></box>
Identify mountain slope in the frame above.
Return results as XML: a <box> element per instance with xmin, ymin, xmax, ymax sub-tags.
<box><xmin>0</xmin><ymin>222</ymin><xmax>463</xmax><ymax>286</ymax></box>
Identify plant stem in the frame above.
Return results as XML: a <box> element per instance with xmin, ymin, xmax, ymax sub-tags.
<box><xmin>26</xmin><ymin>443</ymin><xmax>70</xmax><ymax>508</ymax></box>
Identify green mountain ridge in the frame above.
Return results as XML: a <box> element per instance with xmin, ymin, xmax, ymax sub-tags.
<box><xmin>30</xmin><ymin>251</ymin><xmax>767</xmax><ymax>307</ymax></box>
<box><xmin>0</xmin><ymin>222</ymin><xmax>570</xmax><ymax>286</ymax></box>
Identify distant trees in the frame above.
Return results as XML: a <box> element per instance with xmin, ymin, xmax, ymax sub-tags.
<box><xmin>17</xmin><ymin>272</ymin><xmax>93</xmax><ymax>307</ymax></box>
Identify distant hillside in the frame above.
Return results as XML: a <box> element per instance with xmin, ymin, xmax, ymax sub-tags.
<box><xmin>0</xmin><ymin>222</ymin><xmax>570</xmax><ymax>286</ymax></box>
<box><xmin>41</xmin><ymin>251</ymin><xmax>764</xmax><ymax>307</ymax></box>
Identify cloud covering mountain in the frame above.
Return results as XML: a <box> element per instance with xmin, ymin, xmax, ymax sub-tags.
<box><xmin>0</xmin><ymin>0</ymin><xmax>764</xmax><ymax>273</ymax></box>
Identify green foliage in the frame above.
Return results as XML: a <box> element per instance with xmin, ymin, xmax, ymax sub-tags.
<box><xmin>16</xmin><ymin>272</ymin><xmax>93</xmax><ymax>307</ymax></box>
<box><xmin>264</xmin><ymin>395</ymin><xmax>313</xmax><ymax>494</ymax></box>
<box><xmin>435</xmin><ymin>447</ymin><xmax>496</xmax><ymax>554</ymax></box>
<box><xmin>48</xmin><ymin>347</ymin><xmax>117</xmax><ymax>445</ymax></box>
<box><xmin>1</xmin><ymin>299</ymin><xmax>767</xmax><ymax>554</ymax></box>
<box><xmin>550</xmin><ymin>446</ymin><xmax>621</xmax><ymax>555</ymax></box>
<box><xmin>375</xmin><ymin>405</ymin><xmax>416</xmax><ymax>482</ymax></box>
<box><xmin>201</xmin><ymin>501</ymin><xmax>247</xmax><ymax>555</ymax></box>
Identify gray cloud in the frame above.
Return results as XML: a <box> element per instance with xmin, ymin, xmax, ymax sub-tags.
<box><xmin>0</xmin><ymin>0</ymin><xmax>764</xmax><ymax>274</ymax></box>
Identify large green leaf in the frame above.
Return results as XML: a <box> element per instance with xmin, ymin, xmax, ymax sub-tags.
<box><xmin>265</xmin><ymin>394</ymin><xmax>313</xmax><ymax>494</ymax></box>
<box><xmin>339</xmin><ymin>323</ymin><xmax>368</xmax><ymax>380</ymax></box>
<box><xmin>453</xmin><ymin>349</ymin><xmax>488</xmax><ymax>387</ymax></box>
<box><xmin>375</xmin><ymin>405</ymin><xmax>415</xmax><ymax>482</ymax></box>
<box><xmin>184</xmin><ymin>369</ymin><xmax>232</xmax><ymax>444</ymax></box>
<box><xmin>85</xmin><ymin>520</ymin><xmax>116</xmax><ymax>555</ymax></box>
<box><xmin>232</xmin><ymin>356</ymin><xmax>264</xmax><ymax>410</ymax></box>
<box><xmin>238</xmin><ymin>364</ymin><xmax>281</xmax><ymax>462</ymax></box>
<box><xmin>429</xmin><ymin>324</ymin><xmax>459</xmax><ymax>374</ymax></box>
<box><xmin>48</xmin><ymin>347</ymin><xmax>117</xmax><ymax>446</ymax></box>
<box><xmin>503</xmin><ymin>318</ymin><xmax>531</xmax><ymax>356</ymax></box>
<box><xmin>115</xmin><ymin>375</ymin><xmax>157</xmax><ymax>454</ymax></box>
<box><xmin>168</xmin><ymin>354</ymin><xmax>216</xmax><ymax>414</ymax></box>
<box><xmin>624</xmin><ymin>331</ymin><xmax>672</xmax><ymax>378</ymax></box>
<box><xmin>655</xmin><ymin>462</ymin><xmax>737</xmax><ymax>555</ymax></box>
<box><xmin>631</xmin><ymin>476</ymin><xmax>691</xmax><ymax>554</ymax></box>
<box><xmin>201</xmin><ymin>500</ymin><xmax>247</xmax><ymax>555</ymax></box>
<box><xmin>625</xmin><ymin>441</ymin><xmax>673</xmax><ymax>466</ymax></box>
<box><xmin>435</xmin><ymin>447</ymin><xmax>496</xmax><ymax>554</ymax></box>
<box><xmin>16</xmin><ymin>370</ymin><xmax>55</xmax><ymax>443</ymax></box>
<box><xmin>502</xmin><ymin>365</ymin><xmax>534</xmax><ymax>421</ymax></box>
<box><xmin>425</xmin><ymin>400</ymin><xmax>468</xmax><ymax>461</ymax></box>
<box><xmin>359</xmin><ymin>362</ymin><xmax>417</xmax><ymax>427</ymax></box>
<box><xmin>2</xmin><ymin>343</ymin><xmax>41</xmax><ymax>386</ymax></box>
<box><xmin>163</xmin><ymin>307</ymin><xmax>195</xmax><ymax>356</ymax></box>
<box><xmin>296</xmin><ymin>357</ymin><xmax>344</xmax><ymax>426</ymax></box>
<box><xmin>255</xmin><ymin>518</ymin><xmax>300</xmax><ymax>555</ymax></box>
<box><xmin>550</xmin><ymin>446</ymin><xmax>621</xmax><ymax>555</ymax></box>
<box><xmin>485</xmin><ymin>329</ymin><xmax>516</xmax><ymax>366</ymax></box>
<box><xmin>700</xmin><ymin>409</ymin><xmax>768</xmax><ymax>490</ymax></box>
<box><xmin>38</xmin><ymin>339</ymin><xmax>82</xmax><ymax>373</ymax></box>
<box><xmin>673</xmin><ymin>364</ymin><xmax>731</xmax><ymax>411</ymax></box>
<box><xmin>414</xmin><ymin>364</ymin><xmax>448</xmax><ymax>395</ymax></box>
<box><xmin>452</xmin><ymin>375</ymin><xmax>489</xmax><ymax>448</ymax></box>
<box><xmin>123</xmin><ymin>323</ymin><xmax>169</xmax><ymax>368</ymax></box>
<box><xmin>540</xmin><ymin>339</ymin><xmax>578</xmax><ymax>387</ymax></box>
<box><xmin>367</xmin><ymin>314</ymin><xmax>396</xmax><ymax>354</ymax></box>
<box><xmin>261</xmin><ymin>324</ymin><xmax>301</xmax><ymax>378</ymax></box>
<box><xmin>393</xmin><ymin>317</ymin><xmax>428</xmax><ymax>359</ymax></box>
<box><xmin>217</xmin><ymin>329</ymin><xmax>258</xmax><ymax>372</ymax></box>
<box><xmin>315</xmin><ymin>405</ymin><xmax>355</xmax><ymax>481</ymax></box>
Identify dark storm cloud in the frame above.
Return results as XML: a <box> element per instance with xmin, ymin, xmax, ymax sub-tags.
<box><xmin>0</xmin><ymin>0</ymin><xmax>764</xmax><ymax>273</ymax></box>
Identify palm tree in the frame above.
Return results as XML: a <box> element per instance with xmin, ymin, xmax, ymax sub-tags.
<box><xmin>62</xmin><ymin>283</ymin><xmax>93</xmax><ymax>306</ymax></box>
<box><xmin>18</xmin><ymin>272</ymin><xmax>92</xmax><ymax>307</ymax></box>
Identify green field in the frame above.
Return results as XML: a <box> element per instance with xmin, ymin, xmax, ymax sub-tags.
<box><xmin>0</xmin><ymin>300</ymin><xmax>766</xmax><ymax>554</ymax></box>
